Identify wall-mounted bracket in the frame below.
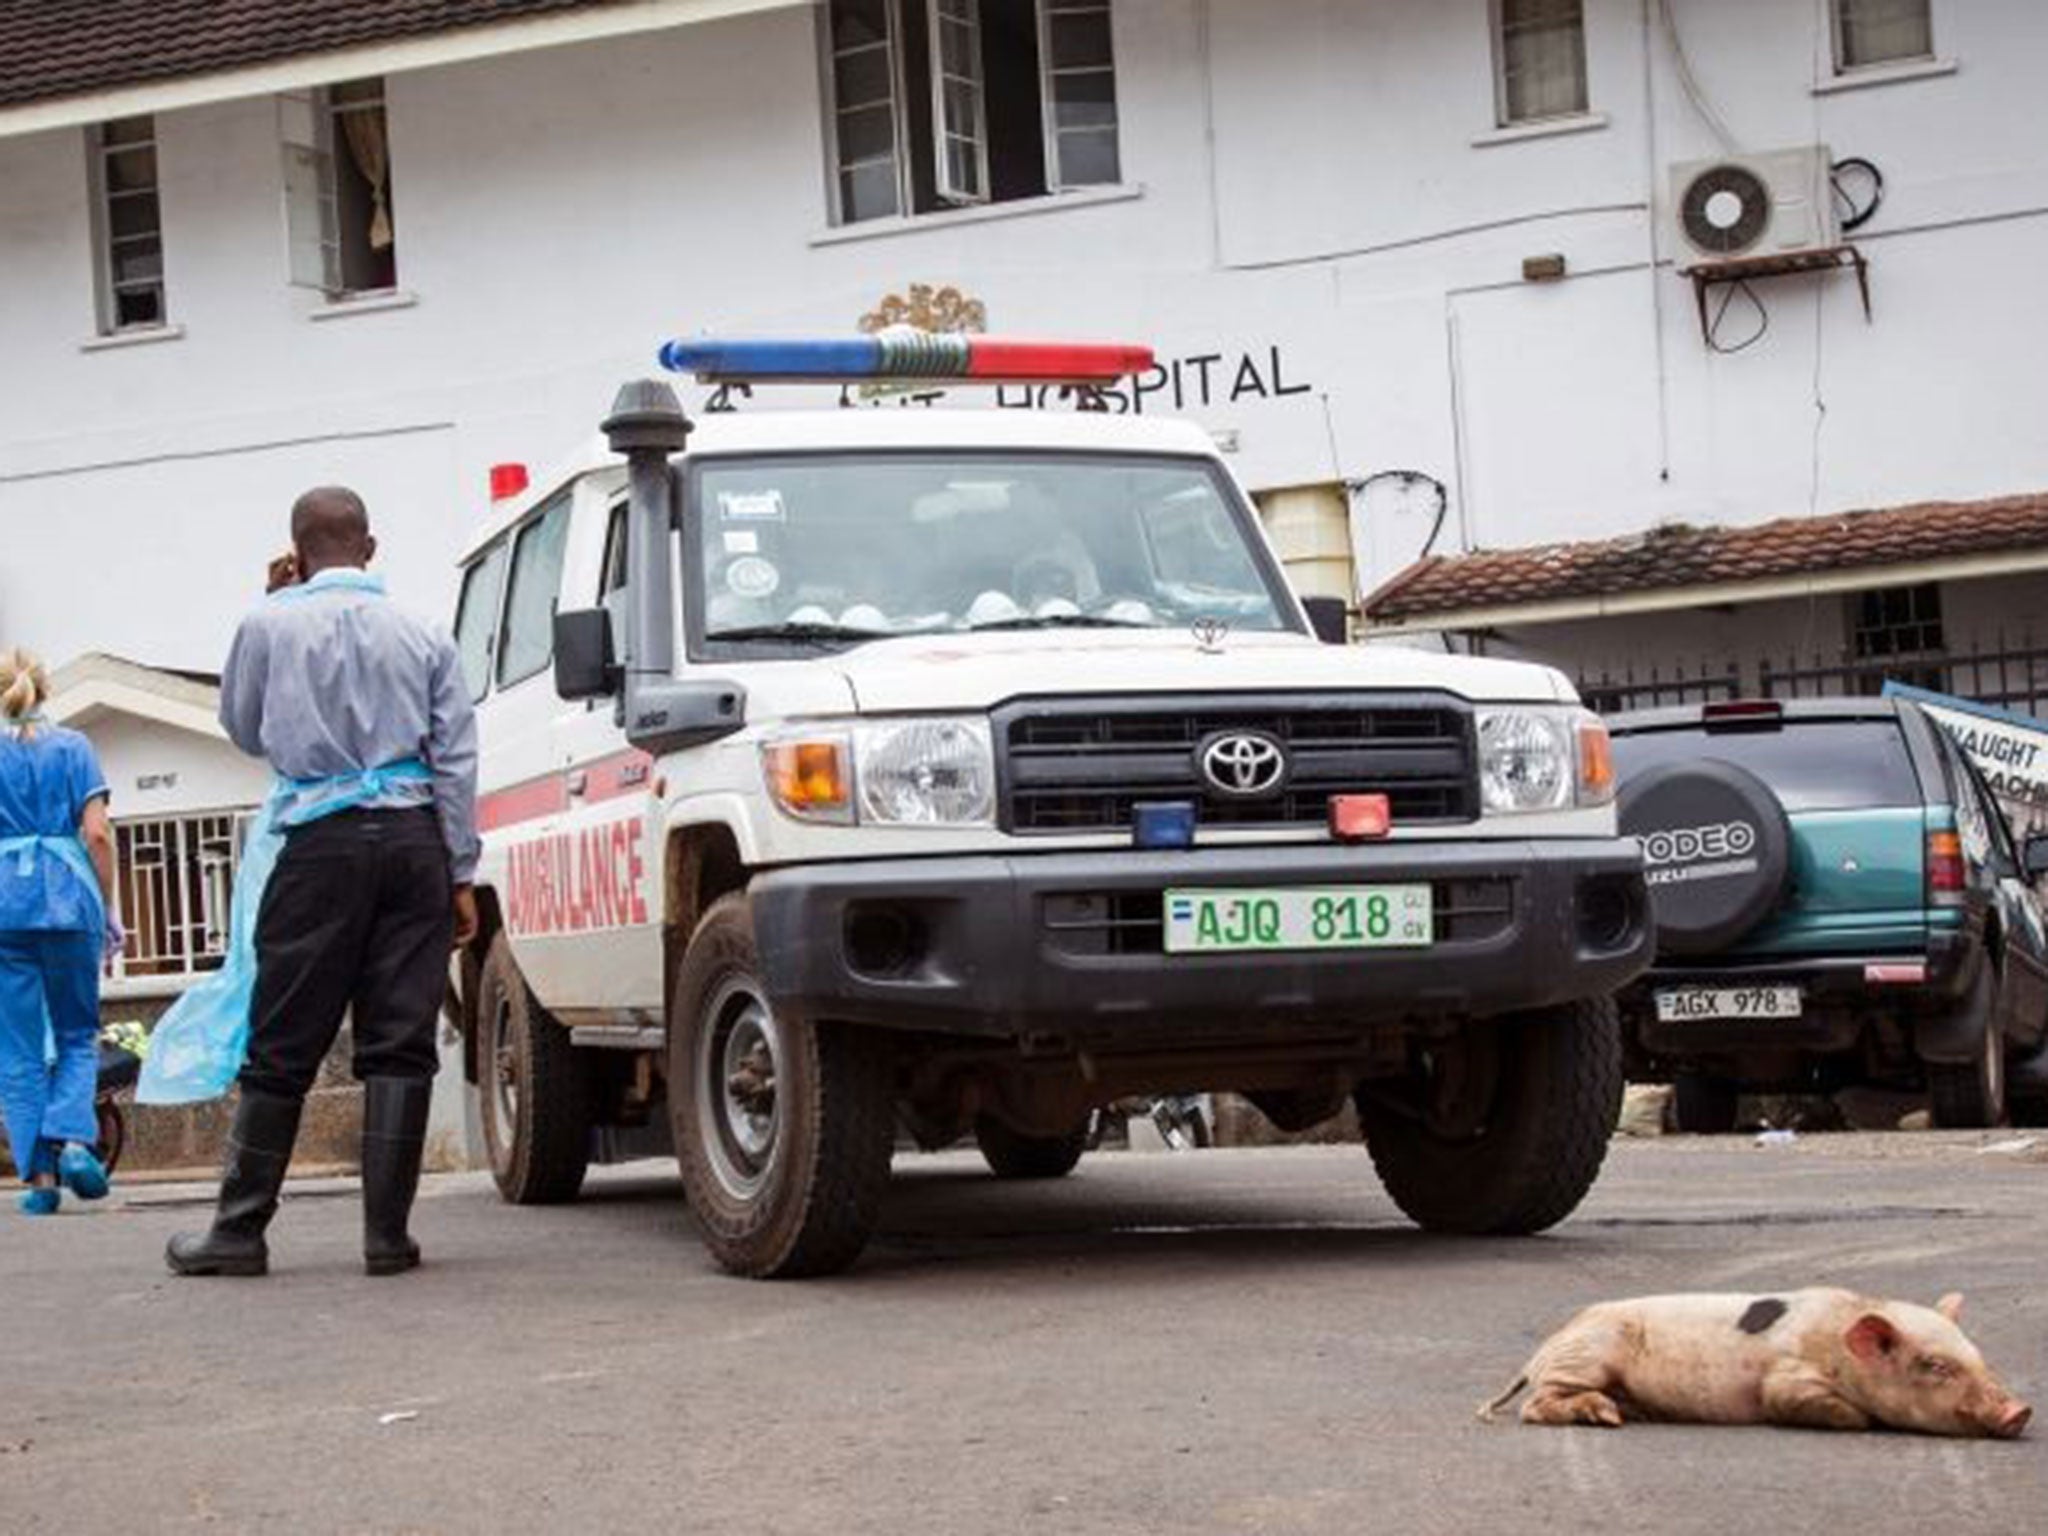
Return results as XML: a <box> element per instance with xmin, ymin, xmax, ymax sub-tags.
<box><xmin>1683</xmin><ymin>245</ymin><xmax>1870</xmax><ymax>345</ymax></box>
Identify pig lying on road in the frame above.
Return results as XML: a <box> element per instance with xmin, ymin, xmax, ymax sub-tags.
<box><xmin>1480</xmin><ymin>1288</ymin><xmax>2031</xmax><ymax>1438</ymax></box>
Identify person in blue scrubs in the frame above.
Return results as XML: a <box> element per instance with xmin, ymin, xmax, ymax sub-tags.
<box><xmin>0</xmin><ymin>649</ymin><xmax>121</xmax><ymax>1215</ymax></box>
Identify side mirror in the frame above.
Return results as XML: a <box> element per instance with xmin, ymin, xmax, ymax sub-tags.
<box><xmin>1301</xmin><ymin>595</ymin><xmax>1349</xmax><ymax>645</ymax></box>
<box><xmin>2024</xmin><ymin>834</ymin><xmax>2048</xmax><ymax>880</ymax></box>
<box><xmin>553</xmin><ymin>608</ymin><xmax>618</xmax><ymax>700</ymax></box>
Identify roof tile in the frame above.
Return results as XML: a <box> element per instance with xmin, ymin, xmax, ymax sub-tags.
<box><xmin>1362</xmin><ymin>492</ymin><xmax>2048</xmax><ymax>624</ymax></box>
<box><xmin>0</xmin><ymin>0</ymin><xmax>616</xmax><ymax>109</ymax></box>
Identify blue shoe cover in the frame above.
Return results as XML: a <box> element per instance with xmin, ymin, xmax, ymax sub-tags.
<box><xmin>17</xmin><ymin>1187</ymin><xmax>61</xmax><ymax>1216</ymax></box>
<box><xmin>58</xmin><ymin>1145</ymin><xmax>109</xmax><ymax>1202</ymax></box>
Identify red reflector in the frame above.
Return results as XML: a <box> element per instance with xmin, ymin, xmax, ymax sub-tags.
<box><xmin>1865</xmin><ymin>962</ymin><xmax>1928</xmax><ymax>985</ymax></box>
<box><xmin>1329</xmin><ymin>794</ymin><xmax>1392</xmax><ymax>842</ymax></box>
<box><xmin>489</xmin><ymin>462</ymin><xmax>530</xmax><ymax>502</ymax></box>
<box><xmin>964</xmin><ymin>340</ymin><xmax>1156</xmax><ymax>382</ymax></box>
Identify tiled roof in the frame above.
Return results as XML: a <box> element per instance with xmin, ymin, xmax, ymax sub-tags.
<box><xmin>1362</xmin><ymin>492</ymin><xmax>2048</xmax><ymax>625</ymax></box>
<box><xmin>0</xmin><ymin>0</ymin><xmax>616</xmax><ymax>109</ymax></box>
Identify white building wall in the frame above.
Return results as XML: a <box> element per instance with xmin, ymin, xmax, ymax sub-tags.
<box><xmin>3</xmin><ymin>0</ymin><xmax>2047</xmax><ymax>673</ymax></box>
<box><xmin>82</xmin><ymin>713</ymin><xmax>270</xmax><ymax>821</ymax></box>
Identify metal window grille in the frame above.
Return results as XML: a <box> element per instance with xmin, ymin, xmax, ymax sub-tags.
<box><xmin>91</xmin><ymin>115</ymin><xmax>166</xmax><ymax>332</ymax></box>
<box><xmin>108</xmin><ymin>811</ymin><xmax>252</xmax><ymax>986</ymax></box>
<box><xmin>1494</xmin><ymin>0</ymin><xmax>1589</xmax><ymax>126</ymax></box>
<box><xmin>1834</xmin><ymin>0</ymin><xmax>1933</xmax><ymax>71</ymax></box>
<box><xmin>1039</xmin><ymin>1</ymin><xmax>1119</xmax><ymax>188</ymax></box>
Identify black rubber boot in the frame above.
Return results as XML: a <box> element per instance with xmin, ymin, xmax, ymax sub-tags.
<box><xmin>166</xmin><ymin>1090</ymin><xmax>303</xmax><ymax>1277</ymax></box>
<box><xmin>361</xmin><ymin>1077</ymin><xmax>432</xmax><ymax>1276</ymax></box>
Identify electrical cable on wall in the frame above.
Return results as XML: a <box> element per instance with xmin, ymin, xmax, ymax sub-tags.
<box><xmin>1347</xmin><ymin>469</ymin><xmax>1450</xmax><ymax>563</ymax></box>
<box><xmin>1657</xmin><ymin>0</ymin><xmax>1741</xmax><ymax>153</ymax></box>
<box><xmin>1705</xmin><ymin>277</ymin><xmax>1769</xmax><ymax>354</ymax></box>
<box><xmin>1831</xmin><ymin>156</ymin><xmax>1884</xmax><ymax>231</ymax></box>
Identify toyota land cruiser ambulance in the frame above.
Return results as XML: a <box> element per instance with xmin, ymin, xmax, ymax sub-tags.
<box><xmin>450</xmin><ymin>335</ymin><xmax>1651</xmax><ymax>1277</ymax></box>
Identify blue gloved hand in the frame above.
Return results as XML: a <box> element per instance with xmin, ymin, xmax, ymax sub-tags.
<box><xmin>104</xmin><ymin>915</ymin><xmax>126</xmax><ymax>964</ymax></box>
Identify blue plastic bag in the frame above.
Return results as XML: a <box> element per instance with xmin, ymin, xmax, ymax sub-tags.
<box><xmin>135</xmin><ymin>782</ymin><xmax>288</xmax><ymax>1105</ymax></box>
<box><xmin>135</xmin><ymin>758</ymin><xmax>432</xmax><ymax>1105</ymax></box>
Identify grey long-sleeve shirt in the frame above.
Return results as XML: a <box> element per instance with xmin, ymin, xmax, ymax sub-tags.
<box><xmin>219</xmin><ymin>568</ymin><xmax>481</xmax><ymax>882</ymax></box>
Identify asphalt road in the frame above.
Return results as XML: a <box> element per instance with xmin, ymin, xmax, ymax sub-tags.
<box><xmin>3</xmin><ymin>1134</ymin><xmax>2044</xmax><ymax>1535</ymax></box>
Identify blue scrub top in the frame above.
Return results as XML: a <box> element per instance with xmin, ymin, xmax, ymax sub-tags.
<box><xmin>0</xmin><ymin>725</ymin><xmax>110</xmax><ymax>933</ymax></box>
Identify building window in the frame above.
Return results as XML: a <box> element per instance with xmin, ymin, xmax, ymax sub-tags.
<box><xmin>89</xmin><ymin>115</ymin><xmax>167</xmax><ymax>332</ymax></box>
<box><xmin>824</xmin><ymin>0</ymin><xmax>1120</xmax><ymax>225</ymax></box>
<box><xmin>110</xmin><ymin>812</ymin><xmax>250</xmax><ymax>982</ymax></box>
<box><xmin>282</xmin><ymin>78</ymin><xmax>397</xmax><ymax>297</ymax></box>
<box><xmin>1850</xmin><ymin>582</ymin><xmax>1947</xmax><ymax>692</ymax></box>
<box><xmin>1492</xmin><ymin>0</ymin><xmax>1589</xmax><ymax>126</ymax></box>
<box><xmin>1833</xmin><ymin>0</ymin><xmax>1934</xmax><ymax>72</ymax></box>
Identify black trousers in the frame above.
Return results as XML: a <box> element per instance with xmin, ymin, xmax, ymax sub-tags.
<box><xmin>240</xmin><ymin>807</ymin><xmax>452</xmax><ymax>1100</ymax></box>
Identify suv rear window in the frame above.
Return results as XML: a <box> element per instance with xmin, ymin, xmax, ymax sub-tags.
<box><xmin>1611</xmin><ymin>720</ymin><xmax>1923</xmax><ymax>812</ymax></box>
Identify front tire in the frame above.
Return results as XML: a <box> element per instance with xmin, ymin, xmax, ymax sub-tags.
<box><xmin>477</xmin><ymin>933</ymin><xmax>594</xmax><ymax>1204</ymax></box>
<box><xmin>1356</xmin><ymin>997</ymin><xmax>1624</xmax><ymax>1236</ymax></box>
<box><xmin>974</xmin><ymin>1116</ymin><xmax>1087</xmax><ymax>1179</ymax></box>
<box><xmin>671</xmin><ymin>894</ymin><xmax>895</xmax><ymax>1278</ymax></box>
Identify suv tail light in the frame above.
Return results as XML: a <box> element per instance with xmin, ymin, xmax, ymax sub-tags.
<box><xmin>1926</xmin><ymin>829</ymin><xmax>1966</xmax><ymax>904</ymax></box>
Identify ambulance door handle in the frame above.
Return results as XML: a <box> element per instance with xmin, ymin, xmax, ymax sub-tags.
<box><xmin>567</xmin><ymin>770</ymin><xmax>589</xmax><ymax>799</ymax></box>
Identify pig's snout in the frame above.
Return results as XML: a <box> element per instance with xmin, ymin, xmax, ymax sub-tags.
<box><xmin>1991</xmin><ymin>1401</ymin><xmax>2031</xmax><ymax>1439</ymax></box>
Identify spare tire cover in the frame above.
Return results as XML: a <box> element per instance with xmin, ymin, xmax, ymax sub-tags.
<box><xmin>1619</xmin><ymin>757</ymin><xmax>1792</xmax><ymax>956</ymax></box>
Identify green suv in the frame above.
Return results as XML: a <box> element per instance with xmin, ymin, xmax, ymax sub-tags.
<box><xmin>1609</xmin><ymin>697</ymin><xmax>2048</xmax><ymax>1131</ymax></box>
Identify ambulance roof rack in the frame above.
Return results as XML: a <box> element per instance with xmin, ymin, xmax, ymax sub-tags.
<box><xmin>655</xmin><ymin>334</ymin><xmax>1155</xmax><ymax>387</ymax></box>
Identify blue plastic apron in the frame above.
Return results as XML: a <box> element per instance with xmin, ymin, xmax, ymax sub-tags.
<box><xmin>138</xmin><ymin>569</ymin><xmax>436</xmax><ymax>1104</ymax></box>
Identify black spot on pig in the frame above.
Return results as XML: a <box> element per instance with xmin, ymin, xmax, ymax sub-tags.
<box><xmin>1738</xmin><ymin>1298</ymin><xmax>1789</xmax><ymax>1335</ymax></box>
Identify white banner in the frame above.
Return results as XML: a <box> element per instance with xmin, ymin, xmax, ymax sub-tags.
<box><xmin>1883</xmin><ymin>683</ymin><xmax>2048</xmax><ymax>841</ymax></box>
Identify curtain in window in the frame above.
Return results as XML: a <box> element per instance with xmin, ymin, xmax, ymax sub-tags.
<box><xmin>342</xmin><ymin>106</ymin><xmax>394</xmax><ymax>251</ymax></box>
<box><xmin>1837</xmin><ymin>0</ymin><xmax>1932</xmax><ymax>69</ymax></box>
<box><xmin>1500</xmin><ymin>0</ymin><xmax>1587</xmax><ymax>124</ymax></box>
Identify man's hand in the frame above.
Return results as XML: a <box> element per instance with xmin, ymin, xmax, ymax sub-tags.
<box><xmin>266</xmin><ymin>549</ymin><xmax>302</xmax><ymax>593</ymax></box>
<box><xmin>451</xmin><ymin>884</ymin><xmax>479</xmax><ymax>948</ymax></box>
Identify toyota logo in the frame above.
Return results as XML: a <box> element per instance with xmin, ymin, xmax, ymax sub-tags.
<box><xmin>1198</xmin><ymin>731</ymin><xmax>1288</xmax><ymax>798</ymax></box>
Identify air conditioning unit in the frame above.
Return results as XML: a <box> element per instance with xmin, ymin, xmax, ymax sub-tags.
<box><xmin>1669</xmin><ymin>146</ymin><xmax>1839</xmax><ymax>266</ymax></box>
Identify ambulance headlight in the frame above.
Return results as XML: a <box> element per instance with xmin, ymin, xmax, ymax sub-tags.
<box><xmin>855</xmin><ymin>717</ymin><xmax>996</xmax><ymax>827</ymax></box>
<box><xmin>1476</xmin><ymin>706</ymin><xmax>1573</xmax><ymax>814</ymax></box>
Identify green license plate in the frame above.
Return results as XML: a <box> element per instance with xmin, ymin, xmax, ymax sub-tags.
<box><xmin>1163</xmin><ymin>885</ymin><xmax>1434</xmax><ymax>954</ymax></box>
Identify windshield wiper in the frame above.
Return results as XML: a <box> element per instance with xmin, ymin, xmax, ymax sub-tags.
<box><xmin>706</xmin><ymin>622</ymin><xmax>895</xmax><ymax>645</ymax></box>
<box><xmin>967</xmin><ymin>615</ymin><xmax>1152</xmax><ymax>633</ymax></box>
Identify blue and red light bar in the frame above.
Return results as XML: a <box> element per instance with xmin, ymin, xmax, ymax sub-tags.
<box><xmin>656</xmin><ymin>334</ymin><xmax>1155</xmax><ymax>386</ymax></box>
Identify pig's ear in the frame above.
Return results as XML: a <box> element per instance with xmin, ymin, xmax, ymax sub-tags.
<box><xmin>1846</xmin><ymin>1313</ymin><xmax>1903</xmax><ymax>1363</ymax></box>
<box><xmin>1935</xmin><ymin>1293</ymin><xmax>1965</xmax><ymax>1323</ymax></box>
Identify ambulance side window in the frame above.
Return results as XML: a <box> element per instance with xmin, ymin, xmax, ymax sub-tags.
<box><xmin>496</xmin><ymin>493</ymin><xmax>573</xmax><ymax>687</ymax></box>
<box><xmin>600</xmin><ymin>500</ymin><xmax>629</xmax><ymax>598</ymax></box>
<box><xmin>453</xmin><ymin>540</ymin><xmax>509</xmax><ymax>703</ymax></box>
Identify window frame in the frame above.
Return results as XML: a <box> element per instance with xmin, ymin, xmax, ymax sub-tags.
<box><xmin>821</xmin><ymin>0</ymin><xmax>1121</xmax><ymax>226</ymax></box>
<box><xmin>1490</xmin><ymin>0</ymin><xmax>1591</xmax><ymax>129</ymax></box>
<box><xmin>1037</xmin><ymin>0</ymin><xmax>1120</xmax><ymax>190</ymax></box>
<box><xmin>1830</xmin><ymin>0</ymin><xmax>1935</xmax><ymax>74</ymax></box>
<box><xmin>452</xmin><ymin>537</ymin><xmax>512</xmax><ymax>703</ymax></box>
<box><xmin>494</xmin><ymin>492</ymin><xmax>575</xmax><ymax>690</ymax></box>
<box><xmin>928</xmin><ymin>0</ymin><xmax>992</xmax><ymax>205</ymax></box>
<box><xmin>87</xmin><ymin>115</ymin><xmax>168</xmax><ymax>334</ymax></box>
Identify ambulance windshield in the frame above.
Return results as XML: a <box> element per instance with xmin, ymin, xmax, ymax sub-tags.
<box><xmin>690</xmin><ymin>453</ymin><xmax>1291</xmax><ymax>645</ymax></box>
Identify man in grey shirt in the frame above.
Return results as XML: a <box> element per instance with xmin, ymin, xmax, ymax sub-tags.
<box><xmin>169</xmin><ymin>487</ymin><xmax>479</xmax><ymax>1279</ymax></box>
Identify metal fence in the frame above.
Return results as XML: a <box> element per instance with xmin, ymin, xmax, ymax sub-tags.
<box><xmin>108</xmin><ymin>810</ymin><xmax>253</xmax><ymax>991</ymax></box>
<box><xmin>1579</xmin><ymin>634</ymin><xmax>2048</xmax><ymax>720</ymax></box>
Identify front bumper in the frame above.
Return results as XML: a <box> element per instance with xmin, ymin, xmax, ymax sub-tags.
<box><xmin>749</xmin><ymin>838</ymin><xmax>1650</xmax><ymax>1042</ymax></box>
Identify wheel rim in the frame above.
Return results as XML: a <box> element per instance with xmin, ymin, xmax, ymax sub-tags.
<box><xmin>697</xmin><ymin>975</ymin><xmax>784</xmax><ymax>1201</ymax></box>
<box><xmin>490</xmin><ymin>993</ymin><xmax>521</xmax><ymax>1174</ymax></box>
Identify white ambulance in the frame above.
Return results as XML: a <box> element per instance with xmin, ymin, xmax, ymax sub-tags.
<box><xmin>450</xmin><ymin>336</ymin><xmax>1650</xmax><ymax>1277</ymax></box>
